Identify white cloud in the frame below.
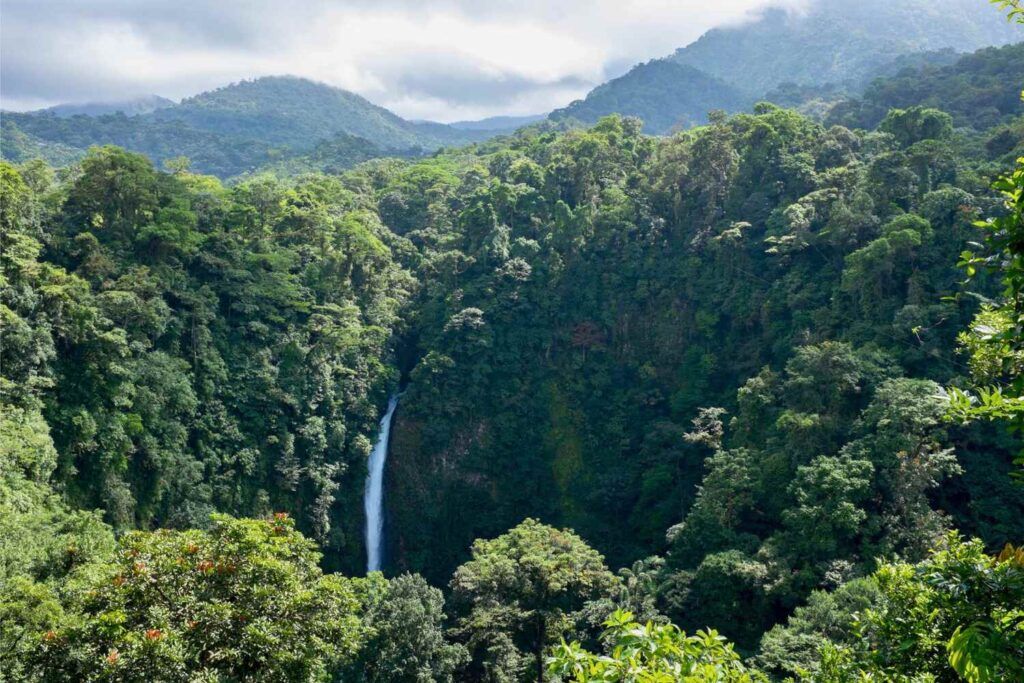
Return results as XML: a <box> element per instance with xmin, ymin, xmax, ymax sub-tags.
<box><xmin>0</xmin><ymin>0</ymin><xmax>799</xmax><ymax>121</ymax></box>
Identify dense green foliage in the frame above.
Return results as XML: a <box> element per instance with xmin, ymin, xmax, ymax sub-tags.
<box><xmin>826</xmin><ymin>42</ymin><xmax>1024</xmax><ymax>131</ymax></box>
<box><xmin>549</xmin><ymin>609</ymin><xmax>765</xmax><ymax>682</ymax></box>
<box><xmin>448</xmin><ymin>519</ymin><xmax>616</xmax><ymax>682</ymax></box>
<box><xmin>386</xmin><ymin>103</ymin><xmax>1023</xmax><ymax>589</ymax></box>
<box><xmin>1</xmin><ymin>148</ymin><xmax>412</xmax><ymax>573</ymax></box>
<box><xmin>949</xmin><ymin>144</ymin><xmax>1024</xmax><ymax>476</ymax></box>
<box><xmin>804</xmin><ymin>533</ymin><xmax>1024</xmax><ymax>682</ymax></box>
<box><xmin>33</xmin><ymin>515</ymin><xmax>364</xmax><ymax>682</ymax></box>
<box><xmin>3</xmin><ymin>4</ymin><xmax>1024</xmax><ymax>679</ymax></box>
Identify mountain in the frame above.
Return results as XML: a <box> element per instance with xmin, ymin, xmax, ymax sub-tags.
<box><xmin>43</xmin><ymin>94</ymin><xmax>175</xmax><ymax>117</ymax></box>
<box><xmin>672</xmin><ymin>0</ymin><xmax>1019</xmax><ymax>95</ymax></box>
<box><xmin>1</xmin><ymin>76</ymin><xmax>490</xmax><ymax>177</ymax></box>
<box><xmin>549</xmin><ymin>60</ymin><xmax>750</xmax><ymax>133</ymax></box>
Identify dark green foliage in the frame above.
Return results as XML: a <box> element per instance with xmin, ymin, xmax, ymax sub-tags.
<box><xmin>449</xmin><ymin>519</ymin><xmax>617</xmax><ymax>683</ymax></box>
<box><xmin>343</xmin><ymin>572</ymin><xmax>468</xmax><ymax>683</ymax></box>
<box><xmin>827</xmin><ymin>42</ymin><xmax>1024</xmax><ymax>131</ymax></box>
<box><xmin>1</xmin><ymin>151</ymin><xmax>411</xmax><ymax>572</ymax></box>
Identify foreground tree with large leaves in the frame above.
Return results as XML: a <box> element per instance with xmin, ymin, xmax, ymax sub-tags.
<box><xmin>806</xmin><ymin>533</ymin><xmax>1024</xmax><ymax>683</ymax></box>
<box><xmin>549</xmin><ymin>609</ymin><xmax>767</xmax><ymax>683</ymax></box>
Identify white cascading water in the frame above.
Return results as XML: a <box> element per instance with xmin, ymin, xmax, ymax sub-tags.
<box><xmin>364</xmin><ymin>394</ymin><xmax>400</xmax><ymax>573</ymax></box>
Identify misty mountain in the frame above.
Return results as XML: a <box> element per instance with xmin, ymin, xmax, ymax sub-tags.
<box><xmin>43</xmin><ymin>95</ymin><xmax>175</xmax><ymax>118</ymax></box>
<box><xmin>672</xmin><ymin>0</ymin><xmax>1019</xmax><ymax>95</ymax></box>
<box><xmin>549</xmin><ymin>0</ymin><xmax>1019</xmax><ymax>135</ymax></box>
<box><xmin>148</xmin><ymin>76</ymin><xmax>481</xmax><ymax>151</ymax></box>
<box><xmin>447</xmin><ymin>114</ymin><xmax>546</xmax><ymax>132</ymax></box>
<box><xmin>549</xmin><ymin>60</ymin><xmax>750</xmax><ymax>133</ymax></box>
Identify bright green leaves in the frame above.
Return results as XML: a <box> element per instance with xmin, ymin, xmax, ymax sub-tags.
<box><xmin>949</xmin><ymin>157</ymin><xmax>1024</xmax><ymax>478</ymax></box>
<box><xmin>807</xmin><ymin>533</ymin><xmax>1024</xmax><ymax>683</ymax></box>
<box><xmin>548</xmin><ymin>609</ymin><xmax>765</xmax><ymax>683</ymax></box>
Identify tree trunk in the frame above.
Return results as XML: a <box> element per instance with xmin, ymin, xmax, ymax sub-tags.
<box><xmin>535</xmin><ymin>616</ymin><xmax>546</xmax><ymax>683</ymax></box>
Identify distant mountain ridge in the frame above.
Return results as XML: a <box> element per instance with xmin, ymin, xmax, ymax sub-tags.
<box><xmin>149</xmin><ymin>76</ymin><xmax>476</xmax><ymax>151</ymax></box>
<box><xmin>548</xmin><ymin>0</ymin><xmax>1020</xmax><ymax>133</ymax></box>
<box><xmin>43</xmin><ymin>95</ymin><xmax>175</xmax><ymax>118</ymax></box>
<box><xmin>2</xmin><ymin>76</ymin><xmax>493</xmax><ymax>177</ymax></box>
<box><xmin>672</xmin><ymin>0</ymin><xmax>1019</xmax><ymax>95</ymax></box>
<box><xmin>447</xmin><ymin>114</ymin><xmax>545</xmax><ymax>132</ymax></box>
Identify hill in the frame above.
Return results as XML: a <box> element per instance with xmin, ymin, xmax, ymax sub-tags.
<box><xmin>448</xmin><ymin>114</ymin><xmax>545</xmax><ymax>132</ymax></box>
<box><xmin>549</xmin><ymin>60</ymin><xmax>750</xmax><ymax>133</ymax></box>
<box><xmin>0</xmin><ymin>118</ymin><xmax>85</xmax><ymax>166</ymax></box>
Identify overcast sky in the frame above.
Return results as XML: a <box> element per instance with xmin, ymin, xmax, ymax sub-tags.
<box><xmin>1</xmin><ymin>0</ymin><xmax>805</xmax><ymax>122</ymax></box>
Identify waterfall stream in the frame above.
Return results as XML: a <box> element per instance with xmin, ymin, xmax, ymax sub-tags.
<box><xmin>364</xmin><ymin>394</ymin><xmax>400</xmax><ymax>573</ymax></box>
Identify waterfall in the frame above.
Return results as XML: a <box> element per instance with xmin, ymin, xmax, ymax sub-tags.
<box><xmin>364</xmin><ymin>394</ymin><xmax>400</xmax><ymax>573</ymax></box>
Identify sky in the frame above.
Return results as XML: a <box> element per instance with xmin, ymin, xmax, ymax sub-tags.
<box><xmin>0</xmin><ymin>0</ymin><xmax>805</xmax><ymax>122</ymax></box>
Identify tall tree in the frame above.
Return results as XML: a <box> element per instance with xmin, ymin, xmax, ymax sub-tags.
<box><xmin>449</xmin><ymin>519</ymin><xmax>616</xmax><ymax>683</ymax></box>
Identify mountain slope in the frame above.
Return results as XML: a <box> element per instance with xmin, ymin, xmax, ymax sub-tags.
<box><xmin>672</xmin><ymin>0</ymin><xmax>1019</xmax><ymax>95</ymax></box>
<box><xmin>549</xmin><ymin>60</ymin><xmax>750</xmax><ymax>133</ymax></box>
<box><xmin>825</xmin><ymin>41</ymin><xmax>1024</xmax><ymax>130</ymax></box>
<box><xmin>0</xmin><ymin>119</ymin><xmax>85</xmax><ymax>166</ymax></box>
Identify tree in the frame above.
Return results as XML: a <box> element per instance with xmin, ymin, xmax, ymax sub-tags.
<box><xmin>33</xmin><ymin>514</ymin><xmax>363</xmax><ymax>682</ymax></box>
<box><xmin>344</xmin><ymin>572</ymin><xmax>468</xmax><ymax>683</ymax></box>
<box><xmin>808</xmin><ymin>533</ymin><xmax>1024</xmax><ymax>683</ymax></box>
<box><xmin>949</xmin><ymin>155</ymin><xmax>1024</xmax><ymax>478</ymax></box>
<box><xmin>449</xmin><ymin>519</ymin><xmax>617</xmax><ymax>683</ymax></box>
<box><xmin>548</xmin><ymin>609</ymin><xmax>766</xmax><ymax>682</ymax></box>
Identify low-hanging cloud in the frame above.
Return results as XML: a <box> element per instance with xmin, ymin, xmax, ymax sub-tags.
<box><xmin>1</xmin><ymin>0</ymin><xmax>802</xmax><ymax>121</ymax></box>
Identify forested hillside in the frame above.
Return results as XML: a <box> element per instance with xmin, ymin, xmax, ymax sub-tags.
<box><xmin>3</xmin><ymin>2</ymin><xmax>1024</xmax><ymax>682</ymax></box>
